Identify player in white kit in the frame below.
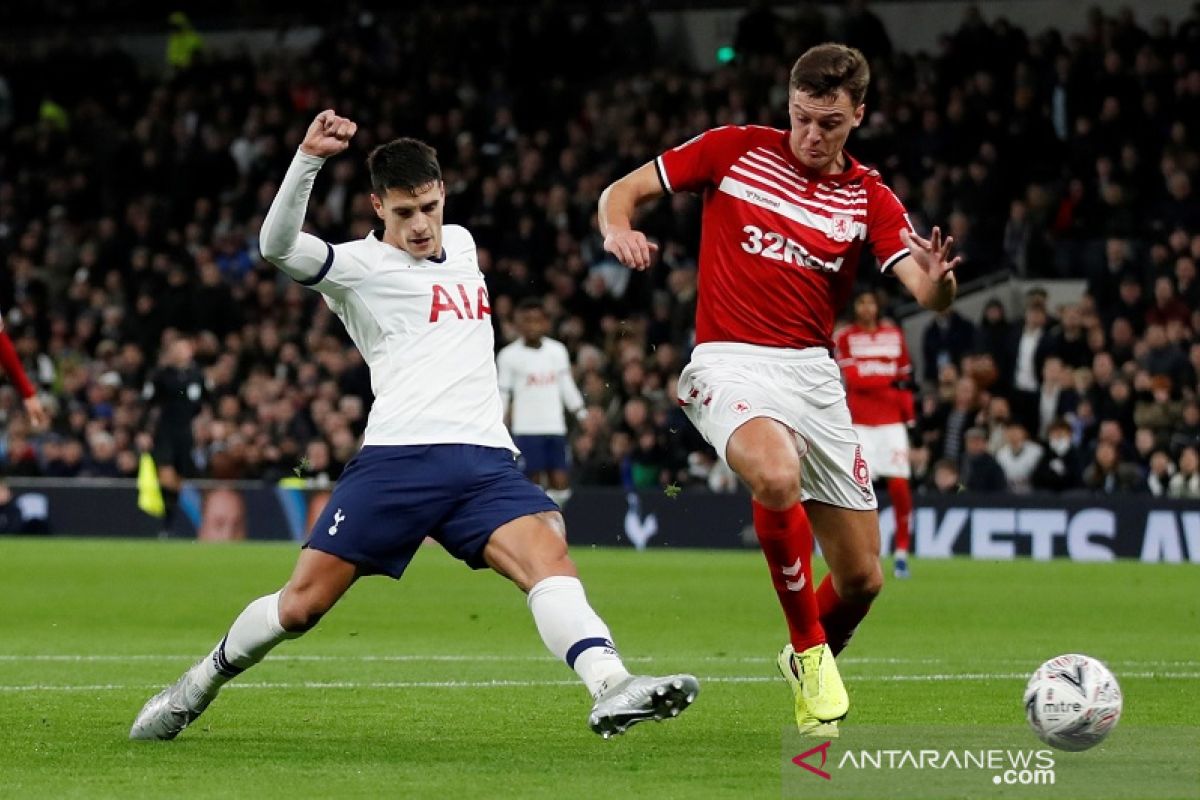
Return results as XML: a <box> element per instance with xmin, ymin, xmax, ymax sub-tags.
<box><xmin>129</xmin><ymin>111</ymin><xmax>698</xmax><ymax>742</ymax></box>
<box><xmin>497</xmin><ymin>297</ymin><xmax>586</xmax><ymax>507</ymax></box>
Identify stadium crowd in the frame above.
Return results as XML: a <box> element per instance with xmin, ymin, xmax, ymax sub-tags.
<box><xmin>0</xmin><ymin>2</ymin><xmax>1198</xmax><ymax>497</ymax></box>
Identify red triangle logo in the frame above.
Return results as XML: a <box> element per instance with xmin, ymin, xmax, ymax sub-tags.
<box><xmin>792</xmin><ymin>740</ymin><xmax>833</xmax><ymax>780</ymax></box>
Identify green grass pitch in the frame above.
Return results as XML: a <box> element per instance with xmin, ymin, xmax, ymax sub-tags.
<box><xmin>1</xmin><ymin>538</ymin><xmax>1197</xmax><ymax>798</ymax></box>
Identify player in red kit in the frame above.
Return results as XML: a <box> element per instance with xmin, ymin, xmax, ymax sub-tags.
<box><xmin>834</xmin><ymin>290</ymin><xmax>916</xmax><ymax>579</ymax></box>
<box><xmin>0</xmin><ymin>317</ymin><xmax>49</xmax><ymax>429</ymax></box>
<box><xmin>598</xmin><ymin>43</ymin><xmax>958</xmax><ymax>736</ymax></box>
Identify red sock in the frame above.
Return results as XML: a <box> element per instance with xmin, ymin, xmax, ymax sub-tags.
<box><xmin>816</xmin><ymin>575</ymin><xmax>873</xmax><ymax>656</ymax></box>
<box><xmin>752</xmin><ymin>500</ymin><xmax>825</xmax><ymax>652</ymax></box>
<box><xmin>887</xmin><ymin>477</ymin><xmax>912</xmax><ymax>554</ymax></box>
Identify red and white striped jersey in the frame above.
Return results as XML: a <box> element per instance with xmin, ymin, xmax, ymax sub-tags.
<box><xmin>656</xmin><ymin>125</ymin><xmax>912</xmax><ymax>351</ymax></box>
<box><xmin>833</xmin><ymin>322</ymin><xmax>914</xmax><ymax>426</ymax></box>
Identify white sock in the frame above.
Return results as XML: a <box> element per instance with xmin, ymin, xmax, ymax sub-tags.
<box><xmin>190</xmin><ymin>591</ymin><xmax>299</xmax><ymax>702</ymax></box>
<box><xmin>545</xmin><ymin>488</ymin><xmax>572</xmax><ymax>509</ymax></box>
<box><xmin>527</xmin><ymin>576</ymin><xmax>630</xmax><ymax>697</ymax></box>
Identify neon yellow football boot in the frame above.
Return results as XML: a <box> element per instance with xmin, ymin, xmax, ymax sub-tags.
<box><xmin>777</xmin><ymin>642</ymin><xmax>849</xmax><ymax>736</ymax></box>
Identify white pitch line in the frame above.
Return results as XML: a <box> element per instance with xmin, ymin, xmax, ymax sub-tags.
<box><xmin>0</xmin><ymin>654</ymin><xmax>941</xmax><ymax>665</ymax></box>
<box><xmin>2</xmin><ymin>672</ymin><xmax>1198</xmax><ymax>693</ymax></box>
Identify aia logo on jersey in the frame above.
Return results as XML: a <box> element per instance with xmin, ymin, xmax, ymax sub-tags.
<box><xmin>731</xmin><ymin>399</ymin><xmax>752</xmax><ymax>414</ymax></box>
<box><xmin>852</xmin><ymin>444</ymin><xmax>871</xmax><ymax>487</ymax></box>
<box><xmin>525</xmin><ymin>372</ymin><xmax>557</xmax><ymax>387</ymax></box>
<box><xmin>429</xmin><ymin>283</ymin><xmax>492</xmax><ymax>322</ymax></box>
<box><xmin>829</xmin><ymin>214</ymin><xmax>855</xmax><ymax>243</ymax></box>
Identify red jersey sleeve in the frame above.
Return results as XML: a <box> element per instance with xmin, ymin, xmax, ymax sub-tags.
<box><xmin>0</xmin><ymin>328</ymin><xmax>35</xmax><ymax>399</ymax></box>
<box><xmin>655</xmin><ymin>126</ymin><xmax>744</xmax><ymax>195</ymax></box>
<box><xmin>866</xmin><ymin>177</ymin><xmax>913</xmax><ymax>273</ymax></box>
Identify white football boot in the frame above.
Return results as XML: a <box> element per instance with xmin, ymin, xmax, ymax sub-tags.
<box><xmin>129</xmin><ymin>663</ymin><xmax>215</xmax><ymax>740</ymax></box>
<box><xmin>588</xmin><ymin>674</ymin><xmax>700</xmax><ymax>738</ymax></box>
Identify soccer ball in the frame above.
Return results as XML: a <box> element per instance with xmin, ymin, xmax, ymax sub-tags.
<box><xmin>1023</xmin><ymin>653</ymin><xmax>1123</xmax><ymax>751</ymax></box>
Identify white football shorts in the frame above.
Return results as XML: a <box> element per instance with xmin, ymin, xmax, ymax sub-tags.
<box><xmin>678</xmin><ymin>342</ymin><xmax>877</xmax><ymax>511</ymax></box>
<box><xmin>854</xmin><ymin>422</ymin><xmax>911</xmax><ymax>479</ymax></box>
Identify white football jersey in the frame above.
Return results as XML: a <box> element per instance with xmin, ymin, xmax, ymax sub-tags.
<box><xmin>307</xmin><ymin>225</ymin><xmax>515</xmax><ymax>451</ymax></box>
<box><xmin>496</xmin><ymin>337</ymin><xmax>584</xmax><ymax>436</ymax></box>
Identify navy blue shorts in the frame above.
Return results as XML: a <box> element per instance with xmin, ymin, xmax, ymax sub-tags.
<box><xmin>305</xmin><ymin>444</ymin><xmax>558</xmax><ymax>579</ymax></box>
<box><xmin>514</xmin><ymin>434</ymin><xmax>569</xmax><ymax>474</ymax></box>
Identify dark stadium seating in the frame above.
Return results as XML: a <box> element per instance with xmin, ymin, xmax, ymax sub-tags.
<box><xmin>0</xmin><ymin>3</ymin><xmax>1197</xmax><ymax>496</ymax></box>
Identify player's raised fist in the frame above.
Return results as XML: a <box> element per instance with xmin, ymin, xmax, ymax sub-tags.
<box><xmin>603</xmin><ymin>229</ymin><xmax>660</xmax><ymax>271</ymax></box>
<box><xmin>300</xmin><ymin>110</ymin><xmax>358</xmax><ymax>158</ymax></box>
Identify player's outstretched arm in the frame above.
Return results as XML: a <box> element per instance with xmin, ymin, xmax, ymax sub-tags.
<box><xmin>892</xmin><ymin>227</ymin><xmax>960</xmax><ymax>312</ymax></box>
<box><xmin>259</xmin><ymin>110</ymin><xmax>358</xmax><ymax>282</ymax></box>
<box><xmin>597</xmin><ymin>162</ymin><xmax>664</xmax><ymax>271</ymax></box>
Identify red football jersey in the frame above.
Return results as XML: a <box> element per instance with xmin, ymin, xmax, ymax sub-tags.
<box><xmin>656</xmin><ymin>125</ymin><xmax>912</xmax><ymax>351</ymax></box>
<box><xmin>833</xmin><ymin>322</ymin><xmax>914</xmax><ymax>426</ymax></box>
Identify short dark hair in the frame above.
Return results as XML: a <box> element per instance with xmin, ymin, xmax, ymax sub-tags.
<box><xmin>367</xmin><ymin>138</ymin><xmax>441</xmax><ymax>195</ymax></box>
<box><xmin>789</xmin><ymin>43</ymin><xmax>870</xmax><ymax>106</ymax></box>
<box><xmin>516</xmin><ymin>296</ymin><xmax>546</xmax><ymax>314</ymax></box>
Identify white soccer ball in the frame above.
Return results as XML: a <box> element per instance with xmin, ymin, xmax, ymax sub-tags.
<box><xmin>1023</xmin><ymin>653</ymin><xmax>1123</xmax><ymax>751</ymax></box>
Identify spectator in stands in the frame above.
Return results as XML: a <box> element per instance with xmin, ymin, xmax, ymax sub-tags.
<box><xmin>1033</xmin><ymin>418</ymin><xmax>1084</xmax><ymax>492</ymax></box>
<box><xmin>1082</xmin><ymin>441</ymin><xmax>1146</xmax><ymax>494</ymax></box>
<box><xmin>940</xmin><ymin>377</ymin><xmax>980</xmax><ymax>465</ymax></box>
<box><xmin>1169</xmin><ymin>400</ymin><xmax>1200</xmax><ymax>453</ymax></box>
<box><xmin>921</xmin><ymin>308</ymin><xmax>976</xmax><ymax>384</ymax></box>
<box><xmin>927</xmin><ymin>459</ymin><xmax>962</xmax><ymax>495</ymax></box>
<box><xmin>1039</xmin><ymin>304</ymin><xmax>1092</xmax><ymax>369</ymax></box>
<box><xmin>1147</xmin><ymin>275</ymin><xmax>1192</xmax><ymax>330</ymax></box>
<box><xmin>1146</xmin><ymin>449</ymin><xmax>1175</xmax><ymax>497</ymax></box>
<box><xmin>960</xmin><ymin>427</ymin><xmax>1007</xmax><ymax>493</ymax></box>
<box><xmin>1009</xmin><ymin>302</ymin><xmax>1048</xmax><ymax>430</ymax></box>
<box><xmin>1035</xmin><ymin>356</ymin><xmax>1078</xmax><ymax>440</ymax></box>
<box><xmin>1109</xmin><ymin>276</ymin><xmax>1149</xmax><ymax>336</ymax></box>
<box><xmin>974</xmin><ymin>299</ymin><xmax>1014</xmax><ymax>392</ymax></box>
<box><xmin>1168</xmin><ymin>446</ymin><xmax>1200</xmax><ymax>499</ymax></box>
<box><xmin>1134</xmin><ymin>374</ymin><xmax>1182</xmax><ymax>436</ymax></box>
<box><xmin>995</xmin><ymin>422</ymin><xmax>1044</xmax><ymax>494</ymax></box>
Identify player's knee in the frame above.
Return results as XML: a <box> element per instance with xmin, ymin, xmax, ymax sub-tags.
<box><xmin>277</xmin><ymin>586</ymin><xmax>334</xmax><ymax>633</ymax></box>
<box><xmin>748</xmin><ymin>461</ymin><xmax>801</xmax><ymax>509</ymax></box>
<box><xmin>839</xmin><ymin>563</ymin><xmax>884</xmax><ymax>603</ymax></box>
<box><xmin>519</xmin><ymin>527</ymin><xmax>576</xmax><ymax>590</ymax></box>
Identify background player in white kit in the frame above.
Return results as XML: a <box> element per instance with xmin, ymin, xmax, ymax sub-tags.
<box><xmin>130</xmin><ymin>110</ymin><xmax>698</xmax><ymax>742</ymax></box>
<box><xmin>497</xmin><ymin>297</ymin><xmax>587</xmax><ymax>508</ymax></box>
<box><xmin>833</xmin><ymin>290</ymin><xmax>916</xmax><ymax>579</ymax></box>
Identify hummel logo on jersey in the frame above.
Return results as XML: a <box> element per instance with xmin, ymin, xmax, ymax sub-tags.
<box><xmin>328</xmin><ymin>508</ymin><xmax>346</xmax><ymax>536</ymax></box>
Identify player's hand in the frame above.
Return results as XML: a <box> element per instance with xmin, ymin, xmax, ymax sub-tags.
<box><xmin>901</xmin><ymin>226</ymin><xmax>961</xmax><ymax>283</ymax></box>
<box><xmin>300</xmin><ymin>110</ymin><xmax>358</xmax><ymax>159</ymax></box>
<box><xmin>604</xmin><ymin>229</ymin><xmax>660</xmax><ymax>271</ymax></box>
<box><xmin>23</xmin><ymin>395</ymin><xmax>49</xmax><ymax>430</ymax></box>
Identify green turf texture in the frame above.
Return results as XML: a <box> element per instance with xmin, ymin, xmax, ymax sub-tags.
<box><xmin>0</xmin><ymin>538</ymin><xmax>1196</xmax><ymax>799</ymax></box>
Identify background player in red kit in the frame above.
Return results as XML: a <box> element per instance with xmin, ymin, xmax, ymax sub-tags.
<box><xmin>0</xmin><ymin>317</ymin><xmax>48</xmax><ymax>429</ymax></box>
<box><xmin>598</xmin><ymin>43</ymin><xmax>959</xmax><ymax>736</ymax></box>
<box><xmin>834</xmin><ymin>290</ymin><xmax>916</xmax><ymax>579</ymax></box>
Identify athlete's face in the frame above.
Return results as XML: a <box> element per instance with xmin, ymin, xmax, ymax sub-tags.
<box><xmin>854</xmin><ymin>293</ymin><xmax>879</xmax><ymax>326</ymax></box>
<box><xmin>788</xmin><ymin>88</ymin><xmax>864</xmax><ymax>172</ymax></box>
<box><xmin>373</xmin><ymin>181</ymin><xmax>445</xmax><ymax>259</ymax></box>
<box><xmin>517</xmin><ymin>308</ymin><xmax>549</xmax><ymax>343</ymax></box>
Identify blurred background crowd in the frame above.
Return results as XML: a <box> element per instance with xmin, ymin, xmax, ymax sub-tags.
<box><xmin>0</xmin><ymin>2</ymin><xmax>1198</xmax><ymax>496</ymax></box>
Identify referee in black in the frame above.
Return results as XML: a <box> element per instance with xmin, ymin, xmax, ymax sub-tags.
<box><xmin>143</xmin><ymin>337</ymin><xmax>206</xmax><ymax>534</ymax></box>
